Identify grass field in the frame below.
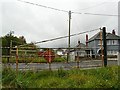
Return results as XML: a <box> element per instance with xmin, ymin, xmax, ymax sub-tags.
<box><xmin>2</xmin><ymin>65</ymin><xmax>119</xmax><ymax>88</ymax></box>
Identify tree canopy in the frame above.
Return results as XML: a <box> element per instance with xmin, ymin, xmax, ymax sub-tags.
<box><xmin>1</xmin><ymin>33</ymin><xmax>26</xmax><ymax>55</ymax></box>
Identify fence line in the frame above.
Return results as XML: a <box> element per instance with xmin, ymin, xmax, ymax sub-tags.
<box><xmin>2</xmin><ymin>46</ymin><xmax>118</xmax><ymax>71</ymax></box>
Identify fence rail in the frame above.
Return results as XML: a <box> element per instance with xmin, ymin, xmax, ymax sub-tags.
<box><xmin>2</xmin><ymin>46</ymin><xmax>118</xmax><ymax>71</ymax></box>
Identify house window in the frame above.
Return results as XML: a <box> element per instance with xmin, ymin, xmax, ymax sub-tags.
<box><xmin>112</xmin><ymin>40</ymin><xmax>118</xmax><ymax>45</ymax></box>
<box><xmin>113</xmin><ymin>40</ymin><xmax>114</xmax><ymax>45</ymax></box>
<box><xmin>107</xmin><ymin>40</ymin><xmax>111</xmax><ymax>45</ymax></box>
<box><xmin>107</xmin><ymin>51</ymin><xmax>110</xmax><ymax>55</ymax></box>
<box><xmin>107</xmin><ymin>40</ymin><xmax>118</xmax><ymax>45</ymax></box>
<box><xmin>111</xmin><ymin>51</ymin><xmax>112</xmax><ymax>54</ymax></box>
<box><xmin>108</xmin><ymin>50</ymin><xmax>118</xmax><ymax>55</ymax></box>
<box><xmin>113</xmin><ymin>51</ymin><xmax>117</xmax><ymax>55</ymax></box>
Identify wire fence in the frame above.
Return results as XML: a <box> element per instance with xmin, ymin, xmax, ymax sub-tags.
<box><xmin>1</xmin><ymin>46</ymin><xmax>118</xmax><ymax>71</ymax></box>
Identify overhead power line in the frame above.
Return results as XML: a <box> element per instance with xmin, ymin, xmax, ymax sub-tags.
<box><xmin>84</xmin><ymin>13</ymin><xmax>120</xmax><ymax>17</ymax></box>
<box><xmin>34</xmin><ymin>28</ymin><xmax>100</xmax><ymax>44</ymax></box>
<box><xmin>19</xmin><ymin>28</ymin><xmax>100</xmax><ymax>47</ymax></box>
<box><xmin>18</xmin><ymin>0</ymin><xmax>119</xmax><ymax>17</ymax></box>
<box><xmin>17</xmin><ymin>0</ymin><xmax>68</xmax><ymax>13</ymax></box>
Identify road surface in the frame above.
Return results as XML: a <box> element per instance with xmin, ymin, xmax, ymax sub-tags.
<box><xmin>2</xmin><ymin>60</ymin><xmax>118</xmax><ymax>71</ymax></box>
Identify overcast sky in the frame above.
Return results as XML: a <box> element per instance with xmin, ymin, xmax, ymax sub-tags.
<box><xmin>1</xmin><ymin>0</ymin><xmax>119</xmax><ymax>48</ymax></box>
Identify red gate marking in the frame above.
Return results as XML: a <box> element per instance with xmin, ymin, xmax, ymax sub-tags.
<box><xmin>44</xmin><ymin>49</ymin><xmax>55</xmax><ymax>63</ymax></box>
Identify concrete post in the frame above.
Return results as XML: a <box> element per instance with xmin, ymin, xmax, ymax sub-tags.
<box><xmin>118</xmin><ymin>1</ymin><xmax>120</xmax><ymax>65</ymax></box>
<box><xmin>118</xmin><ymin>40</ymin><xmax>120</xmax><ymax>65</ymax></box>
<box><xmin>118</xmin><ymin>52</ymin><xmax>120</xmax><ymax>65</ymax></box>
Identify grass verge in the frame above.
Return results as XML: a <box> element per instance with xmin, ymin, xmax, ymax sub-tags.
<box><xmin>2</xmin><ymin>65</ymin><xmax>119</xmax><ymax>88</ymax></box>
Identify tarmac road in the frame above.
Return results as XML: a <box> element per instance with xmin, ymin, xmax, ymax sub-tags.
<box><xmin>2</xmin><ymin>60</ymin><xmax>118</xmax><ymax>71</ymax></box>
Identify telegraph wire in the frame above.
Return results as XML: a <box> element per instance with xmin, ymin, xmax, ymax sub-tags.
<box><xmin>18</xmin><ymin>0</ymin><xmax>119</xmax><ymax>17</ymax></box>
<box><xmin>72</xmin><ymin>11</ymin><xmax>82</xmax><ymax>14</ymax></box>
<box><xmin>34</xmin><ymin>28</ymin><xmax>100</xmax><ymax>44</ymax></box>
<box><xmin>73</xmin><ymin>12</ymin><xmax>119</xmax><ymax>17</ymax></box>
<box><xmin>84</xmin><ymin>13</ymin><xmax>119</xmax><ymax>17</ymax></box>
<box><xmin>19</xmin><ymin>28</ymin><xmax>100</xmax><ymax>47</ymax></box>
<box><xmin>17</xmin><ymin>0</ymin><xmax>68</xmax><ymax>13</ymax></box>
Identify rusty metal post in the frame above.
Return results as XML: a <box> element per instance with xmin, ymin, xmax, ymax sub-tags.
<box><xmin>49</xmin><ymin>48</ymin><xmax>51</xmax><ymax>70</ymax></box>
<box><xmin>10</xmin><ymin>40</ymin><xmax>12</xmax><ymax>60</ymax></box>
<box><xmin>100</xmin><ymin>30</ymin><xmax>104</xmax><ymax>66</ymax></box>
<box><xmin>49</xmin><ymin>62</ymin><xmax>51</xmax><ymax>71</ymax></box>
<box><xmin>77</xmin><ymin>51</ymin><xmax>79</xmax><ymax>68</ymax></box>
<box><xmin>16</xmin><ymin>46</ymin><xmax>18</xmax><ymax>73</ymax></box>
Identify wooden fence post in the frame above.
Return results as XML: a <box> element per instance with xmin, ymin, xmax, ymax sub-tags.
<box><xmin>16</xmin><ymin>46</ymin><xmax>18</xmax><ymax>73</ymax></box>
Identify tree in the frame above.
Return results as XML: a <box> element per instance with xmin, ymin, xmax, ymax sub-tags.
<box><xmin>1</xmin><ymin>32</ymin><xmax>27</xmax><ymax>55</ymax></box>
<box><xmin>1</xmin><ymin>31</ymin><xmax>40</xmax><ymax>63</ymax></box>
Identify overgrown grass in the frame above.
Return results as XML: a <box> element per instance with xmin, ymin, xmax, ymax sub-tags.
<box><xmin>2</xmin><ymin>56</ymin><xmax>66</xmax><ymax>63</ymax></box>
<box><xmin>0</xmin><ymin>64</ymin><xmax>2</xmax><ymax>89</ymax></box>
<box><xmin>2</xmin><ymin>65</ymin><xmax>119</xmax><ymax>88</ymax></box>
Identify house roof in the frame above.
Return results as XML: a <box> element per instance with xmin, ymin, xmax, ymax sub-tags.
<box><xmin>106</xmin><ymin>33</ymin><xmax>120</xmax><ymax>39</ymax></box>
<box><xmin>88</xmin><ymin>32</ymin><xmax>120</xmax><ymax>42</ymax></box>
<box><xmin>76</xmin><ymin>43</ymin><xmax>86</xmax><ymax>47</ymax></box>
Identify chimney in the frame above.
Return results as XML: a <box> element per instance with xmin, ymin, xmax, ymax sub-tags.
<box><xmin>112</xmin><ymin>29</ymin><xmax>116</xmax><ymax>35</ymax></box>
<box><xmin>78</xmin><ymin>40</ymin><xmax>80</xmax><ymax>45</ymax></box>
<box><xmin>86</xmin><ymin>34</ymin><xmax>88</xmax><ymax>47</ymax></box>
<box><xmin>77</xmin><ymin>40</ymin><xmax>81</xmax><ymax>47</ymax></box>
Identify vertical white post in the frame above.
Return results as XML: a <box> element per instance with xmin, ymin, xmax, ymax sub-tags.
<box><xmin>118</xmin><ymin>1</ymin><xmax>120</xmax><ymax>65</ymax></box>
<box><xmin>118</xmin><ymin>52</ymin><xmax>120</xmax><ymax>65</ymax></box>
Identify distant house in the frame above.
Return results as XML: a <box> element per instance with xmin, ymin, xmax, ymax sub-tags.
<box><xmin>88</xmin><ymin>30</ymin><xmax>120</xmax><ymax>57</ymax></box>
<box><xmin>55</xmin><ymin>48</ymin><xmax>67</xmax><ymax>57</ymax></box>
<box><xmin>69</xmin><ymin>41</ymin><xmax>89</xmax><ymax>61</ymax></box>
<box><xmin>75</xmin><ymin>41</ymin><xmax>87</xmax><ymax>57</ymax></box>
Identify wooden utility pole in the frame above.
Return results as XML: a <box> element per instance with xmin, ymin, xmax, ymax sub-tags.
<box><xmin>67</xmin><ymin>11</ymin><xmax>71</xmax><ymax>62</ymax></box>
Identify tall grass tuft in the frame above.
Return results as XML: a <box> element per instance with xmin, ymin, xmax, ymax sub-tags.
<box><xmin>2</xmin><ymin>65</ymin><xmax>119</xmax><ymax>88</ymax></box>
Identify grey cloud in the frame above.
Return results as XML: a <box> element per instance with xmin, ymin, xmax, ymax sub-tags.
<box><xmin>1</xmin><ymin>0</ymin><xmax>119</xmax><ymax>48</ymax></box>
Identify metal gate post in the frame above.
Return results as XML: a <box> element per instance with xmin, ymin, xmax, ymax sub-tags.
<box><xmin>77</xmin><ymin>51</ymin><xmax>79</xmax><ymax>68</ymax></box>
<box><xmin>49</xmin><ymin>48</ymin><xmax>51</xmax><ymax>70</ymax></box>
<box><xmin>16</xmin><ymin>46</ymin><xmax>18</xmax><ymax>73</ymax></box>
